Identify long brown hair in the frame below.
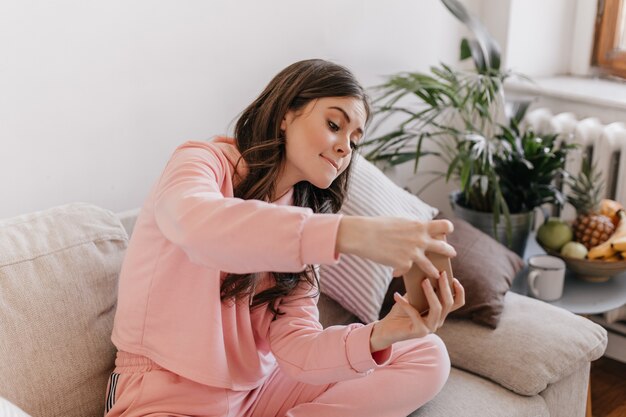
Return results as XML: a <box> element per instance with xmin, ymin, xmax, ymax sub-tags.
<box><xmin>220</xmin><ymin>59</ymin><xmax>371</xmax><ymax>315</ymax></box>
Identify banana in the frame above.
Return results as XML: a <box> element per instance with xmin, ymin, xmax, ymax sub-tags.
<box><xmin>588</xmin><ymin>209</ymin><xmax>626</xmax><ymax>259</ymax></box>
<box><xmin>605</xmin><ymin>254</ymin><xmax>621</xmax><ymax>262</ymax></box>
<box><xmin>587</xmin><ymin>244</ymin><xmax>615</xmax><ymax>260</ymax></box>
<box><xmin>611</xmin><ymin>235</ymin><xmax>626</xmax><ymax>252</ymax></box>
<box><xmin>601</xmin><ymin>199</ymin><xmax>625</xmax><ymax>226</ymax></box>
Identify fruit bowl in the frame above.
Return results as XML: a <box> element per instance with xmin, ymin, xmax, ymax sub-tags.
<box><xmin>537</xmin><ymin>240</ymin><xmax>626</xmax><ymax>282</ymax></box>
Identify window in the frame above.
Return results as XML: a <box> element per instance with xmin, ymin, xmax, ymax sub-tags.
<box><xmin>593</xmin><ymin>0</ymin><xmax>626</xmax><ymax>78</ymax></box>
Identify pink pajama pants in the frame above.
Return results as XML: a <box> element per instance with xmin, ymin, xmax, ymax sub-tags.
<box><xmin>103</xmin><ymin>334</ymin><xmax>450</xmax><ymax>417</ymax></box>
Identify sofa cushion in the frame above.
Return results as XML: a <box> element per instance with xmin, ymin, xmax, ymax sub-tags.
<box><xmin>318</xmin><ymin>292</ymin><xmax>361</xmax><ymax>328</ymax></box>
<box><xmin>320</xmin><ymin>154</ymin><xmax>438</xmax><ymax>323</ymax></box>
<box><xmin>0</xmin><ymin>203</ymin><xmax>128</xmax><ymax>417</ymax></box>
<box><xmin>381</xmin><ymin>216</ymin><xmax>524</xmax><ymax>328</ymax></box>
<box><xmin>435</xmin><ymin>292</ymin><xmax>608</xmax><ymax>396</ymax></box>
<box><xmin>409</xmin><ymin>368</ymin><xmax>549</xmax><ymax>417</ymax></box>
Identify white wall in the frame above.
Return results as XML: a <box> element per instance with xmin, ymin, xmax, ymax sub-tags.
<box><xmin>505</xmin><ymin>0</ymin><xmax>575</xmax><ymax>77</ymax></box>
<box><xmin>480</xmin><ymin>0</ymin><xmax>594</xmax><ymax>78</ymax></box>
<box><xmin>0</xmin><ymin>0</ymin><xmax>480</xmax><ymax>219</ymax></box>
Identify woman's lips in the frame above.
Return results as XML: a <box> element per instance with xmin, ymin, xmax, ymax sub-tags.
<box><xmin>320</xmin><ymin>155</ymin><xmax>338</xmax><ymax>170</ymax></box>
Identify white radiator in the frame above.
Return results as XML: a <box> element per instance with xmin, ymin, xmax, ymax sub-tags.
<box><xmin>523</xmin><ymin>107</ymin><xmax>626</xmax><ymax>222</ymax></box>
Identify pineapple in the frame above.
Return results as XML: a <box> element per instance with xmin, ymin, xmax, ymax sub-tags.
<box><xmin>567</xmin><ymin>159</ymin><xmax>615</xmax><ymax>250</ymax></box>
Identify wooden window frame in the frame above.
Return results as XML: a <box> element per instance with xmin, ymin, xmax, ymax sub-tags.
<box><xmin>592</xmin><ymin>0</ymin><xmax>626</xmax><ymax>78</ymax></box>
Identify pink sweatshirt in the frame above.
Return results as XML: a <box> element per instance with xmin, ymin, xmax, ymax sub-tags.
<box><xmin>111</xmin><ymin>137</ymin><xmax>392</xmax><ymax>390</ymax></box>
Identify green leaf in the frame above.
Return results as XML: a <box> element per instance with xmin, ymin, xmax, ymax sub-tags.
<box><xmin>509</xmin><ymin>100</ymin><xmax>531</xmax><ymax>125</ymax></box>
<box><xmin>440</xmin><ymin>0</ymin><xmax>501</xmax><ymax>72</ymax></box>
<box><xmin>466</xmin><ymin>39</ymin><xmax>487</xmax><ymax>73</ymax></box>
<box><xmin>460</xmin><ymin>38</ymin><xmax>472</xmax><ymax>61</ymax></box>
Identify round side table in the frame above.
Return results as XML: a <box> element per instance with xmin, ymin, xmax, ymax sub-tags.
<box><xmin>512</xmin><ymin>234</ymin><xmax>626</xmax><ymax>314</ymax></box>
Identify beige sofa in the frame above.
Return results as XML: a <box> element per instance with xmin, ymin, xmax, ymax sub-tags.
<box><xmin>0</xmin><ymin>203</ymin><xmax>608</xmax><ymax>417</ymax></box>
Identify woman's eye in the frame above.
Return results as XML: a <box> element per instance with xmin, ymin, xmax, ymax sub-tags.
<box><xmin>328</xmin><ymin>120</ymin><xmax>359</xmax><ymax>150</ymax></box>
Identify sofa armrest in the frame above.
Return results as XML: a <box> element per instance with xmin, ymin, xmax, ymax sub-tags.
<box><xmin>436</xmin><ymin>291</ymin><xmax>607</xmax><ymax>396</ymax></box>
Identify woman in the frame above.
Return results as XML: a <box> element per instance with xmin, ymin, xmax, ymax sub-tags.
<box><xmin>105</xmin><ymin>59</ymin><xmax>465</xmax><ymax>417</ymax></box>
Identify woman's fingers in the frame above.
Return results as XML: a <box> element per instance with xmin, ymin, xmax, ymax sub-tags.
<box><xmin>439</xmin><ymin>272</ymin><xmax>454</xmax><ymax>306</ymax></box>
<box><xmin>389</xmin><ymin>278</ymin><xmax>466</xmax><ymax>341</ymax></box>
<box><xmin>389</xmin><ymin>276</ymin><xmax>466</xmax><ymax>342</ymax></box>
<box><xmin>426</xmin><ymin>238</ymin><xmax>457</xmax><ymax>258</ymax></box>
<box><xmin>450</xmin><ymin>278</ymin><xmax>466</xmax><ymax>312</ymax></box>
<box><xmin>412</xmin><ymin>252</ymin><xmax>439</xmax><ymax>279</ymax></box>
<box><xmin>393</xmin><ymin>292</ymin><xmax>426</xmax><ymax>330</ymax></box>
<box><xmin>423</xmin><ymin>272</ymin><xmax>462</xmax><ymax>330</ymax></box>
<box><xmin>361</xmin><ymin>217</ymin><xmax>457</xmax><ymax>281</ymax></box>
<box><xmin>437</xmin><ymin>272</ymin><xmax>454</xmax><ymax>327</ymax></box>
<box><xmin>421</xmin><ymin>279</ymin><xmax>442</xmax><ymax>331</ymax></box>
<box><xmin>427</xmin><ymin>219</ymin><xmax>454</xmax><ymax>236</ymax></box>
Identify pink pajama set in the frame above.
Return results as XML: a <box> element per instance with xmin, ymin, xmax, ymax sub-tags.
<box><xmin>105</xmin><ymin>137</ymin><xmax>450</xmax><ymax>417</ymax></box>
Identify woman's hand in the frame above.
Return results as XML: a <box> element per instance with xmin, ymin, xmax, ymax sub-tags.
<box><xmin>369</xmin><ymin>272</ymin><xmax>466</xmax><ymax>352</ymax></box>
<box><xmin>336</xmin><ymin>216</ymin><xmax>456</xmax><ymax>278</ymax></box>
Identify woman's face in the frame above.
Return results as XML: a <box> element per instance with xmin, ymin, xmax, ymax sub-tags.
<box><xmin>279</xmin><ymin>96</ymin><xmax>367</xmax><ymax>191</ymax></box>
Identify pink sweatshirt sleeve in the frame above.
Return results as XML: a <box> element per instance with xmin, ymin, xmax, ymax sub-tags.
<box><xmin>268</xmin><ymin>283</ymin><xmax>393</xmax><ymax>385</ymax></box>
<box><xmin>153</xmin><ymin>144</ymin><xmax>341</xmax><ymax>273</ymax></box>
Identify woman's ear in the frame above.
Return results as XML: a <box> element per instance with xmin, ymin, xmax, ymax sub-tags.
<box><xmin>281</xmin><ymin>107</ymin><xmax>301</xmax><ymax>132</ymax></box>
<box><xmin>280</xmin><ymin>111</ymin><xmax>292</xmax><ymax>131</ymax></box>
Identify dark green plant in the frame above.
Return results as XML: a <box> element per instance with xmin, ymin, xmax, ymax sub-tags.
<box><xmin>363</xmin><ymin>0</ymin><xmax>573</xmax><ymax>240</ymax></box>
<box><xmin>493</xmin><ymin>119</ymin><xmax>576</xmax><ymax>213</ymax></box>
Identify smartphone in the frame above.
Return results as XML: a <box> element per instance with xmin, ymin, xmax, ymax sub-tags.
<box><xmin>402</xmin><ymin>236</ymin><xmax>455</xmax><ymax>316</ymax></box>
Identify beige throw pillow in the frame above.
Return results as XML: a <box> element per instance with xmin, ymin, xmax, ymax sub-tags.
<box><xmin>0</xmin><ymin>203</ymin><xmax>128</xmax><ymax>417</ymax></box>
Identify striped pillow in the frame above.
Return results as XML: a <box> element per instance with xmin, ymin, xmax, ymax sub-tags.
<box><xmin>319</xmin><ymin>154</ymin><xmax>438</xmax><ymax>323</ymax></box>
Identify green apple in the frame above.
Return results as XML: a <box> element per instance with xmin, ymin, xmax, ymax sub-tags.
<box><xmin>560</xmin><ymin>241</ymin><xmax>588</xmax><ymax>259</ymax></box>
<box><xmin>537</xmin><ymin>217</ymin><xmax>573</xmax><ymax>251</ymax></box>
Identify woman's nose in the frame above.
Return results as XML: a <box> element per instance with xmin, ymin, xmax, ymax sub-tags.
<box><xmin>333</xmin><ymin>136</ymin><xmax>350</xmax><ymax>155</ymax></box>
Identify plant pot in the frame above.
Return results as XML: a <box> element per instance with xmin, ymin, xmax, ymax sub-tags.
<box><xmin>449</xmin><ymin>191</ymin><xmax>534</xmax><ymax>257</ymax></box>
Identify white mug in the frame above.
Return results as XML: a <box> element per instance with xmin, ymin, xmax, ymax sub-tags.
<box><xmin>527</xmin><ymin>255</ymin><xmax>566</xmax><ymax>301</ymax></box>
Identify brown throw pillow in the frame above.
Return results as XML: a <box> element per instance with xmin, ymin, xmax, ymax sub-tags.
<box><xmin>379</xmin><ymin>215</ymin><xmax>524</xmax><ymax>328</ymax></box>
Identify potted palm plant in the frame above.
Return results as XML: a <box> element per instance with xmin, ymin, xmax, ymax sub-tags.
<box><xmin>363</xmin><ymin>0</ymin><xmax>574</xmax><ymax>255</ymax></box>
